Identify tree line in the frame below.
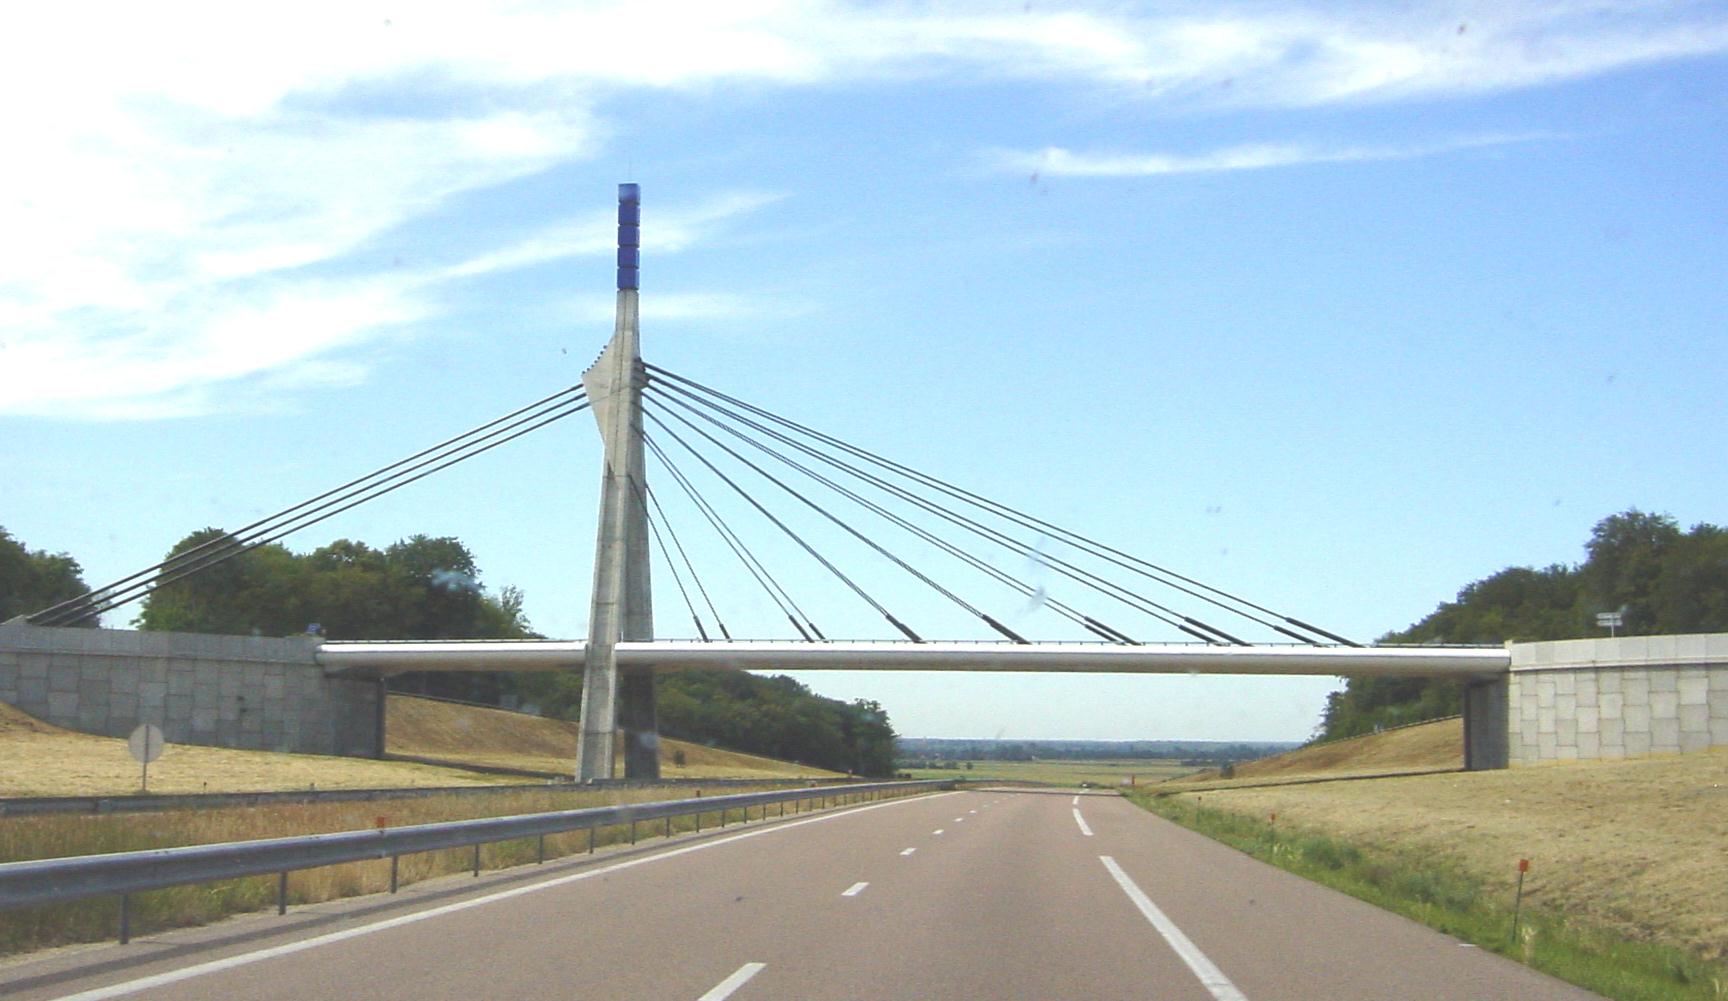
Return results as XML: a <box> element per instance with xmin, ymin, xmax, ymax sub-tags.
<box><xmin>0</xmin><ymin>524</ymin><xmax>898</xmax><ymax>776</ymax></box>
<box><xmin>1317</xmin><ymin>509</ymin><xmax>1728</xmax><ymax>741</ymax></box>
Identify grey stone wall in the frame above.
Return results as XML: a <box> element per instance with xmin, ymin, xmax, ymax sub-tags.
<box><xmin>1507</xmin><ymin>634</ymin><xmax>1728</xmax><ymax>765</ymax></box>
<box><xmin>0</xmin><ymin>622</ymin><xmax>380</xmax><ymax>758</ymax></box>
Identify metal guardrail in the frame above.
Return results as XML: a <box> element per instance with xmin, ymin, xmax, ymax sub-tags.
<box><xmin>0</xmin><ymin>780</ymin><xmax>950</xmax><ymax>942</ymax></box>
<box><xmin>0</xmin><ymin>776</ymin><xmax>852</xmax><ymax>818</ymax></box>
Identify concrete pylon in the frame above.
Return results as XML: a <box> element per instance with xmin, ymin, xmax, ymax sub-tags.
<box><xmin>574</xmin><ymin>183</ymin><xmax>658</xmax><ymax>781</ymax></box>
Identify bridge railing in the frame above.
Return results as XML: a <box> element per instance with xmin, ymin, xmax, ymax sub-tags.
<box><xmin>0</xmin><ymin>779</ymin><xmax>951</xmax><ymax>943</ymax></box>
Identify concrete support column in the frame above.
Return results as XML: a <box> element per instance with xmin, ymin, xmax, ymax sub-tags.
<box><xmin>373</xmin><ymin>677</ymin><xmax>388</xmax><ymax>759</ymax></box>
<box><xmin>575</xmin><ymin>183</ymin><xmax>658</xmax><ymax>781</ymax></box>
<box><xmin>1463</xmin><ymin>675</ymin><xmax>1509</xmax><ymax>770</ymax></box>
<box><xmin>619</xmin><ymin>666</ymin><xmax>659</xmax><ymax>777</ymax></box>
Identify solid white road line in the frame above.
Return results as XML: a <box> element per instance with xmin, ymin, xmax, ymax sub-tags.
<box><xmin>1072</xmin><ymin>808</ymin><xmax>1094</xmax><ymax>837</ymax></box>
<box><xmin>40</xmin><ymin>794</ymin><xmax>957</xmax><ymax>1001</ymax></box>
<box><xmin>900</xmin><ymin>848</ymin><xmax>917</xmax><ymax>856</ymax></box>
<box><xmin>698</xmin><ymin>962</ymin><xmax>766</xmax><ymax>1001</ymax></box>
<box><xmin>841</xmin><ymin>882</ymin><xmax>869</xmax><ymax>897</ymax></box>
<box><xmin>1071</xmin><ymin>795</ymin><xmax>1080</xmax><ymax>805</ymax></box>
<box><xmin>1099</xmin><ymin>856</ymin><xmax>1248</xmax><ymax>1001</ymax></box>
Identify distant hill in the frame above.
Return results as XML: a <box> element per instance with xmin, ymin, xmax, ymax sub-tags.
<box><xmin>896</xmin><ymin>737</ymin><xmax>1297</xmax><ymax>764</ymax></box>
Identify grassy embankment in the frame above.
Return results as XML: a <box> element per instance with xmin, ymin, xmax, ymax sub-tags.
<box><xmin>1134</xmin><ymin>720</ymin><xmax>1728</xmax><ymax>1000</ymax></box>
<box><xmin>385</xmin><ymin>694</ymin><xmax>843</xmax><ymax>780</ymax></box>
<box><xmin>1173</xmin><ymin>715</ymin><xmax>1464</xmax><ymax>787</ymax></box>
<box><xmin>0</xmin><ymin>698</ymin><xmax>848</xmax><ymax>955</ymax></box>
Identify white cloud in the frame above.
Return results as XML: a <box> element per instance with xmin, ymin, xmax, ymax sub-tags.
<box><xmin>2</xmin><ymin>2</ymin><xmax>1722</xmax><ymax>420</ymax></box>
<box><xmin>996</xmin><ymin>132</ymin><xmax>1549</xmax><ymax>178</ymax></box>
<box><xmin>0</xmin><ymin>276</ymin><xmax>428</xmax><ymax>420</ymax></box>
<box><xmin>441</xmin><ymin>193</ymin><xmax>786</xmax><ymax>282</ymax></box>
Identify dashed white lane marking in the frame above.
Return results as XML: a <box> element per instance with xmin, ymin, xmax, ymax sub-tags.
<box><xmin>1073</xmin><ymin>808</ymin><xmax>1094</xmax><ymax>837</ymax></box>
<box><xmin>1099</xmin><ymin>856</ymin><xmax>1248</xmax><ymax>1001</ymax></box>
<box><xmin>933</xmin><ymin>828</ymin><xmax>945</xmax><ymax>835</ymax></box>
<box><xmin>38</xmin><ymin>794</ymin><xmax>957</xmax><ymax>1001</ymax></box>
<box><xmin>900</xmin><ymin>848</ymin><xmax>917</xmax><ymax>856</ymax></box>
<box><xmin>968</xmin><ymin>809</ymin><xmax>976</xmax><ymax>814</ymax></box>
<box><xmin>698</xmin><ymin>962</ymin><xmax>766</xmax><ymax>1000</ymax></box>
<box><xmin>841</xmin><ymin>881</ymin><xmax>870</xmax><ymax>897</ymax></box>
<box><xmin>954</xmin><ymin>817</ymin><xmax>964</xmax><ymax>823</ymax></box>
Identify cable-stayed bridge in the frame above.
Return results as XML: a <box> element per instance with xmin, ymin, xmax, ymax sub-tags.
<box><xmin>21</xmin><ymin>183</ymin><xmax>1513</xmax><ymax>779</ymax></box>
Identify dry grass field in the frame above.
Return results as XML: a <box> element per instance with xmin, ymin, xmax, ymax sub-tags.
<box><xmin>385</xmin><ymin>695</ymin><xmax>842</xmax><ymax>780</ymax></box>
<box><xmin>1159</xmin><ymin>736</ymin><xmax>1728</xmax><ymax>963</ymax></box>
<box><xmin>0</xmin><ymin>696</ymin><xmax>838</xmax><ymax>798</ymax></box>
<box><xmin>0</xmin><ymin>701</ymin><xmax>514</xmax><ymax>797</ymax></box>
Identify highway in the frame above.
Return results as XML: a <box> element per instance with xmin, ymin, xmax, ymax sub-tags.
<box><xmin>1</xmin><ymin>789</ymin><xmax>1601</xmax><ymax>1000</ymax></box>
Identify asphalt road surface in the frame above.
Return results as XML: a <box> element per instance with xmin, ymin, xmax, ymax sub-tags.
<box><xmin>1</xmin><ymin>788</ymin><xmax>1602</xmax><ymax>1000</ymax></box>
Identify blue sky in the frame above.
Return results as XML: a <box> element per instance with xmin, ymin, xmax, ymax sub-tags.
<box><xmin>3</xmin><ymin>2</ymin><xmax>1726</xmax><ymax>742</ymax></box>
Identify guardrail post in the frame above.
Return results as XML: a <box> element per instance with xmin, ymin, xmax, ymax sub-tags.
<box><xmin>695</xmin><ymin>811</ymin><xmax>702</xmax><ymax>833</ymax></box>
<box><xmin>277</xmin><ymin>872</ymin><xmax>288</xmax><ymax>915</ymax></box>
<box><xmin>664</xmin><ymin>816</ymin><xmax>672</xmax><ymax>839</ymax></box>
<box><xmin>472</xmin><ymin>844</ymin><xmax>481</xmax><ymax>877</ymax></box>
<box><xmin>537</xmin><ymin>835</ymin><xmax>546</xmax><ymax>864</ymax></box>
<box><xmin>390</xmin><ymin>856</ymin><xmax>400</xmax><ymax>893</ymax></box>
<box><xmin>629</xmin><ymin>820</ymin><xmax>637</xmax><ymax>845</ymax></box>
<box><xmin>720</xmin><ymin>808</ymin><xmax>727</xmax><ymax>828</ymax></box>
<box><xmin>588</xmin><ymin>826</ymin><xmax>596</xmax><ymax>854</ymax></box>
<box><xmin>118</xmin><ymin>894</ymin><xmax>130</xmax><ymax>945</ymax></box>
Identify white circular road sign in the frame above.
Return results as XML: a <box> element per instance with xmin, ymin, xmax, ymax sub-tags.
<box><xmin>127</xmin><ymin>723</ymin><xmax>165</xmax><ymax>765</ymax></box>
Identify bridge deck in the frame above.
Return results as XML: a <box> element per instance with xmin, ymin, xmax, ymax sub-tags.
<box><xmin>317</xmin><ymin>640</ymin><xmax>1509</xmax><ymax>678</ymax></box>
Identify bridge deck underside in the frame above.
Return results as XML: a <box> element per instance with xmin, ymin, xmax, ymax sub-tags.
<box><xmin>318</xmin><ymin>641</ymin><xmax>1509</xmax><ymax>679</ymax></box>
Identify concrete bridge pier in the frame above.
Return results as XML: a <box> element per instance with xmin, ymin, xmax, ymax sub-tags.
<box><xmin>575</xmin><ymin>183</ymin><xmax>659</xmax><ymax>781</ymax></box>
<box><xmin>1462</xmin><ymin>675</ymin><xmax>1510</xmax><ymax>770</ymax></box>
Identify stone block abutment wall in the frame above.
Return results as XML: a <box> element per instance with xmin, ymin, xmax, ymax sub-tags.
<box><xmin>0</xmin><ymin>622</ymin><xmax>381</xmax><ymax>758</ymax></box>
<box><xmin>1507</xmin><ymin>634</ymin><xmax>1728</xmax><ymax>765</ymax></box>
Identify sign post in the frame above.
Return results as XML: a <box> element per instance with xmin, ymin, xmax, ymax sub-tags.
<box><xmin>127</xmin><ymin>724</ymin><xmax>165</xmax><ymax>793</ymax></box>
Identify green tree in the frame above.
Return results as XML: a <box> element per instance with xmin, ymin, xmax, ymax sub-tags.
<box><xmin>1581</xmin><ymin>509</ymin><xmax>1682</xmax><ymax>633</ymax></box>
<box><xmin>1652</xmin><ymin>524</ymin><xmax>1728</xmax><ymax>633</ymax></box>
<box><xmin>0</xmin><ymin>526</ymin><xmax>95</xmax><ymax>625</ymax></box>
<box><xmin>634</xmin><ymin>669</ymin><xmax>898</xmax><ymax>776</ymax></box>
<box><xmin>134</xmin><ymin>529</ymin><xmax>302</xmax><ymax>634</ymax></box>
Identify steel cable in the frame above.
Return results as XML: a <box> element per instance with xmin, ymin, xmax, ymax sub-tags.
<box><xmin>647</xmin><ymin>365</ymin><xmax>1354</xmax><ymax>645</ymax></box>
